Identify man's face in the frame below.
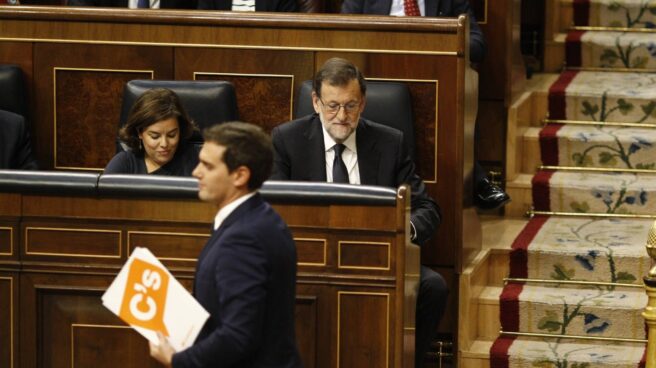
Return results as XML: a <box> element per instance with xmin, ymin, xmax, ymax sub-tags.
<box><xmin>312</xmin><ymin>79</ymin><xmax>366</xmax><ymax>143</ymax></box>
<box><xmin>192</xmin><ymin>142</ymin><xmax>238</xmax><ymax>209</ymax></box>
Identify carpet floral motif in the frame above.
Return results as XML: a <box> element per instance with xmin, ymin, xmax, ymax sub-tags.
<box><xmin>564</xmin><ymin>72</ymin><xmax>656</xmax><ymax>123</ymax></box>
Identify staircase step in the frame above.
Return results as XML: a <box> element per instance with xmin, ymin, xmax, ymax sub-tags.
<box><xmin>499</xmin><ymin>283</ymin><xmax>647</xmax><ymax>339</ymax></box>
<box><xmin>490</xmin><ymin>335</ymin><xmax>646</xmax><ymax>367</ymax></box>
<box><xmin>567</xmin><ymin>31</ymin><xmax>656</xmax><ymax>69</ymax></box>
<box><xmin>460</xmin><ymin>339</ymin><xmax>492</xmax><ymax>368</ymax></box>
<box><xmin>505</xmin><ymin>174</ymin><xmax>534</xmax><ymax>217</ymax></box>
<box><xmin>478</xmin><ymin>286</ymin><xmax>503</xmax><ymax>340</ymax></box>
<box><xmin>532</xmin><ymin>170</ymin><xmax>656</xmax><ymax>214</ymax></box>
<box><xmin>548</xmin><ymin>70</ymin><xmax>656</xmax><ymax>124</ymax></box>
<box><xmin>521</xmin><ymin>127</ymin><xmax>542</xmax><ymax>173</ymax></box>
<box><xmin>509</xmin><ymin>215</ymin><xmax>651</xmax><ymax>284</ymax></box>
<box><xmin>540</xmin><ymin>123</ymin><xmax>656</xmax><ymax>169</ymax></box>
<box><xmin>572</xmin><ymin>0</ymin><xmax>656</xmax><ymax>29</ymax></box>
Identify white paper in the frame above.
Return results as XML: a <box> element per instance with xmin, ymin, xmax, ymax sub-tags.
<box><xmin>102</xmin><ymin>247</ymin><xmax>209</xmax><ymax>352</ymax></box>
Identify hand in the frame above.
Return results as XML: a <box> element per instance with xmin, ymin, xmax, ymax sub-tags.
<box><xmin>149</xmin><ymin>331</ymin><xmax>175</xmax><ymax>367</ymax></box>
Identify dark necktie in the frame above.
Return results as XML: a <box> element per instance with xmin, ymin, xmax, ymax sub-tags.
<box><xmin>403</xmin><ymin>0</ymin><xmax>421</xmax><ymax>16</ymax></box>
<box><xmin>137</xmin><ymin>0</ymin><xmax>149</xmax><ymax>8</ymax></box>
<box><xmin>332</xmin><ymin>144</ymin><xmax>349</xmax><ymax>184</ymax></box>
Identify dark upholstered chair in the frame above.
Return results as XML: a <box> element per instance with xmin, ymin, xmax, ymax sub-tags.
<box><xmin>0</xmin><ymin>64</ymin><xmax>29</xmax><ymax>121</ymax></box>
<box><xmin>293</xmin><ymin>79</ymin><xmax>417</xmax><ymax>160</ymax></box>
<box><xmin>117</xmin><ymin>80</ymin><xmax>238</xmax><ymax>152</ymax></box>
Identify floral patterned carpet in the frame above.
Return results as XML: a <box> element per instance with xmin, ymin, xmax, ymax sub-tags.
<box><xmin>490</xmin><ymin>0</ymin><xmax>655</xmax><ymax>366</ymax></box>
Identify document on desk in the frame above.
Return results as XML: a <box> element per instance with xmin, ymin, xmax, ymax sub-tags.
<box><xmin>102</xmin><ymin>247</ymin><xmax>209</xmax><ymax>352</ymax></box>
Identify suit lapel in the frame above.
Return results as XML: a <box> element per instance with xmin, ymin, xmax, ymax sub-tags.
<box><xmin>356</xmin><ymin>119</ymin><xmax>379</xmax><ymax>185</ymax></box>
<box><xmin>305</xmin><ymin>115</ymin><xmax>328</xmax><ymax>181</ymax></box>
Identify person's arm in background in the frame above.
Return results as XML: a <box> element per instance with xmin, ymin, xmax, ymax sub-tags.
<box><xmin>452</xmin><ymin>0</ymin><xmax>487</xmax><ymax>63</ymax></box>
<box><xmin>269</xmin><ymin>126</ymin><xmax>292</xmax><ymax>180</ymax></box>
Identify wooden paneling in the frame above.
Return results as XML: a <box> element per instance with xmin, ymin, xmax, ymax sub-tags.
<box><xmin>338</xmin><ymin>241</ymin><xmax>391</xmax><ymax>270</ymax></box>
<box><xmin>338</xmin><ymin>291</ymin><xmax>390</xmax><ymax>367</ymax></box>
<box><xmin>53</xmin><ymin>68</ymin><xmax>153</xmax><ymax>170</ymax></box>
<box><xmin>0</xmin><ymin>227</ymin><xmax>13</xmax><ymax>255</ymax></box>
<box><xmin>71</xmin><ymin>325</ymin><xmax>158</xmax><ymax>368</ymax></box>
<box><xmin>296</xmin><ymin>238</ymin><xmax>327</xmax><ymax>266</ymax></box>
<box><xmin>24</xmin><ymin>226</ymin><xmax>122</xmax><ymax>259</ymax></box>
<box><xmin>33</xmin><ymin>43</ymin><xmax>173</xmax><ymax>170</ymax></box>
<box><xmin>295</xmin><ymin>296</ymin><xmax>318</xmax><ymax>368</ymax></box>
<box><xmin>0</xmin><ymin>276</ymin><xmax>14</xmax><ymax>368</ymax></box>
<box><xmin>127</xmin><ymin>231</ymin><xmax>208</xmax><ymax>262</ymax></box>
<box><xmin>178</xmin><ymin>48</ymin><xmax>314</xmax><ymax>130</ymax></box>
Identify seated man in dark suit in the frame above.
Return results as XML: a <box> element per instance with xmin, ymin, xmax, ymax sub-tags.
<box><xmin>150</xmin><ymin>122</ymin><xmax>302</xmax><ymax>368</ymax></box>
<box><xmin>271</xmin><ymin>57</ymin><xmax>446</xmax><ymax>368</ymax></box>
<box><xmin>0</xmin><ymin>109</ymin><xmax>38</xmax><ymax>170</ymax></box>
<box><xmin>342</xmin><ymin>0</ymin><xmax>510</xmax><ymax>210</ymax></box>
<box><xmin>67</xmin><ymin>0</ymin><xmax>196</xmax><ymax>9</ymax></box>
<box><xmin>198</xmin><ymin>0</ymin><xmax>297</xmax><ymax>11</ymax></box>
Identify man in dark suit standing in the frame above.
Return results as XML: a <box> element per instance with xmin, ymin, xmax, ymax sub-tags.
<box><xmin>342</xmin><ymin>0</ymin><xmax>511</xmax><ymax>210</ymax></box>
<box><xmin>150</xmin><ymin>122</ymin><xmax>302</xmax><ymax>368</ymax></box>
<box><xmin>271</xmin><ymin>57</ymin><xmax>446</xmax><ymax>368</ymax></box>
<box><xmin>67</xmin><ymin>0</ymin><xmax>196</xmax><ymax>9</ymax></box>
<box><xmin>0</xmin><ymin>109</ymin><xmax>38</xmax><ymax>170</ymax></box>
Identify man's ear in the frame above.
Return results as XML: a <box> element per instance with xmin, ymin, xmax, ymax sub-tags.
<box><xmin>232</xmin><ymin>166</ymin><xmax>251</xmax><ymax>189</ymax></box>
<box><xmin>311</xmin><ymin>91</ymin><xmax>321</xmax><ymax>114</ymax></box>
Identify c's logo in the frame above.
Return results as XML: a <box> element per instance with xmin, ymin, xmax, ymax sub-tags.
<box><xmin>118</xmin><ymin>258</ymin><xmax>170</xmax><ymax>336</ymax></box>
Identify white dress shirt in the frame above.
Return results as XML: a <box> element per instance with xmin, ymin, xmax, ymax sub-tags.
<box><xmin>321</xmin><ymin>127</ymin><xmax>360</xmax><ymax>184</ymax></box>
<box><xmin>389</xmin><ymin>0</ymin><xmax>426</xmax><ymax>16</ymax></box>
<box><xmin>128</xmin><ymin>0</ymin><xmax>160</xmax><ymax>8</ymax></box>
<box><xmin>232</xmin><ymin>0</ymin><xmax>255</xmax><ymax>11</ymax></box>
<box><xmin>213</xmin><ymin>192</ymin><xmax>256</xmax><ymax>230</ymax></box>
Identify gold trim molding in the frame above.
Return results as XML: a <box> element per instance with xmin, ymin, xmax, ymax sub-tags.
<box><xmin>501</xmin><ymin>330</ymin><xmax>647</xmax><ymax>343</ymax></box>
<box><xmin>504</xmin><ymin>277</ymin><xmax>643</xmax><ymax>289</ymax></box>
<box><xmin>25</xmin><ymin>227</ymin><xmax>122</xmax><ymax>258</ymax></box>
<box><xmin>0</xmin><ymin>37</ymin><xmax>460</xmax><ymax>56</ymax></box>
<box><xmin>294</xmin><ymin>237</ymin><xmax>327</xmax><ymax>267</ymax></box>
<box><xmin>338</xmin><ymin>241</ymin><xmax>391</xmax><ymax>271</ymax></box>
<box><xmin>52</xmin><ymin>67</ymin><xmax>155</xmax><ymax>171</ymax></box>
<box><xmin>540</xmin><ymin>165</ymin><xmax>656</xmax><ymax>174</ymax></box>
<box><xmin>0</xmin><ymin>227</ymin><xmax>13</xmax><ymax>256</ymax></box>
<box><xmin>337</xmin><ymin>291</ymin><xmax>390</xmax><ymax>368</ymax></box>
<box><xmin>530</xmin><ymin>210</ymin><xmax>656</xmax><ymax>219</ymax></box>
<box><xmin>543</xmin><ymin>118</ymin><xmax>656</xmax><ymax>128</ymax></box>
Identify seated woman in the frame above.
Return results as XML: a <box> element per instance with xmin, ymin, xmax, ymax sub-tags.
<box><xmin>104</xmin><ymin>88</ymin><xmax>200</xmax><ymax>176</ymax></box>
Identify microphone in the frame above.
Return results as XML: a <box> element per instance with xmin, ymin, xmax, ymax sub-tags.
<box><xmin>647</xmin><ymin>220</ymin><xmax>656</xmax><ymax>277</ymax></box>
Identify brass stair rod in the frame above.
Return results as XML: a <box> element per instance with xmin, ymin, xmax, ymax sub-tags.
<box><xmin>644</xmin><ymin>221</ymin><xmax>656</xmax><ymax>368</ymax></box>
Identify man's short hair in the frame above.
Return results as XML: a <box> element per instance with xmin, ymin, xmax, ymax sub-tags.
<box><xmin>313</xmin><ymin>57</ymin><xmax>367</xmax><ymax>98</ymax></box>
<box><xmin>203</xmin><ymin>122</ymin><xmax>273</xmax><ymax>191</ymax></box>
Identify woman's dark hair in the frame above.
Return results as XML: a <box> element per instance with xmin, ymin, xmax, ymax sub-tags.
<box><xmin>118</xmin><ymin>88</ymin><xmax>198</xmax><ymax>151</ymax></box>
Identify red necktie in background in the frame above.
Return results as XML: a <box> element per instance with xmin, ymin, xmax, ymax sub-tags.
<box><xmin>403</xmin><ymin>0</ymin><xmax>421</xmax><ymax>16</ymax></box>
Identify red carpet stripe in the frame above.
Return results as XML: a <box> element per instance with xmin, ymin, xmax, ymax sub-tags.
<box><xmin>489</xmin><ymin>335</ymin><xmax>517</xmax><ymax>368</ymax></box>
<box><xmin>572</xmin><ymin>0</ymin><xmax>590</xmax><ymax>26</ymax></box>
<box><xmin>566</xmin><ymin>30</ymin><xmax>586</xmax><ymax>67</ymax></box>
<box><xmin>531</xmin><ymin>170</ymin><xmax>554</xmax><ymax>212</ymax></box>
<box><xmin>539</xmin><ymin>123</ymin><xmax>564</xmax><ymax>166</ymax></box>
<box><xmin>548</xmin><ymin>70</ymin><xmax>579</xmax><ymax>120</ymax></box>
<box><xmin>509</xmin><ymin>215</ymin><xmax>550</xmax><ymax>279</ymax></box>
<box><xmin>499</xmin><ymin>282</ymin><xmax>524</xmax><ymax>332</ymax></box>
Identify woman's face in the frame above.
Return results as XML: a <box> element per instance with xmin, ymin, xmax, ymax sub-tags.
<box><xmin>138</xmin><ymin>117</ymin><xmax>180</xmax><ymax>169</ymax></box>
